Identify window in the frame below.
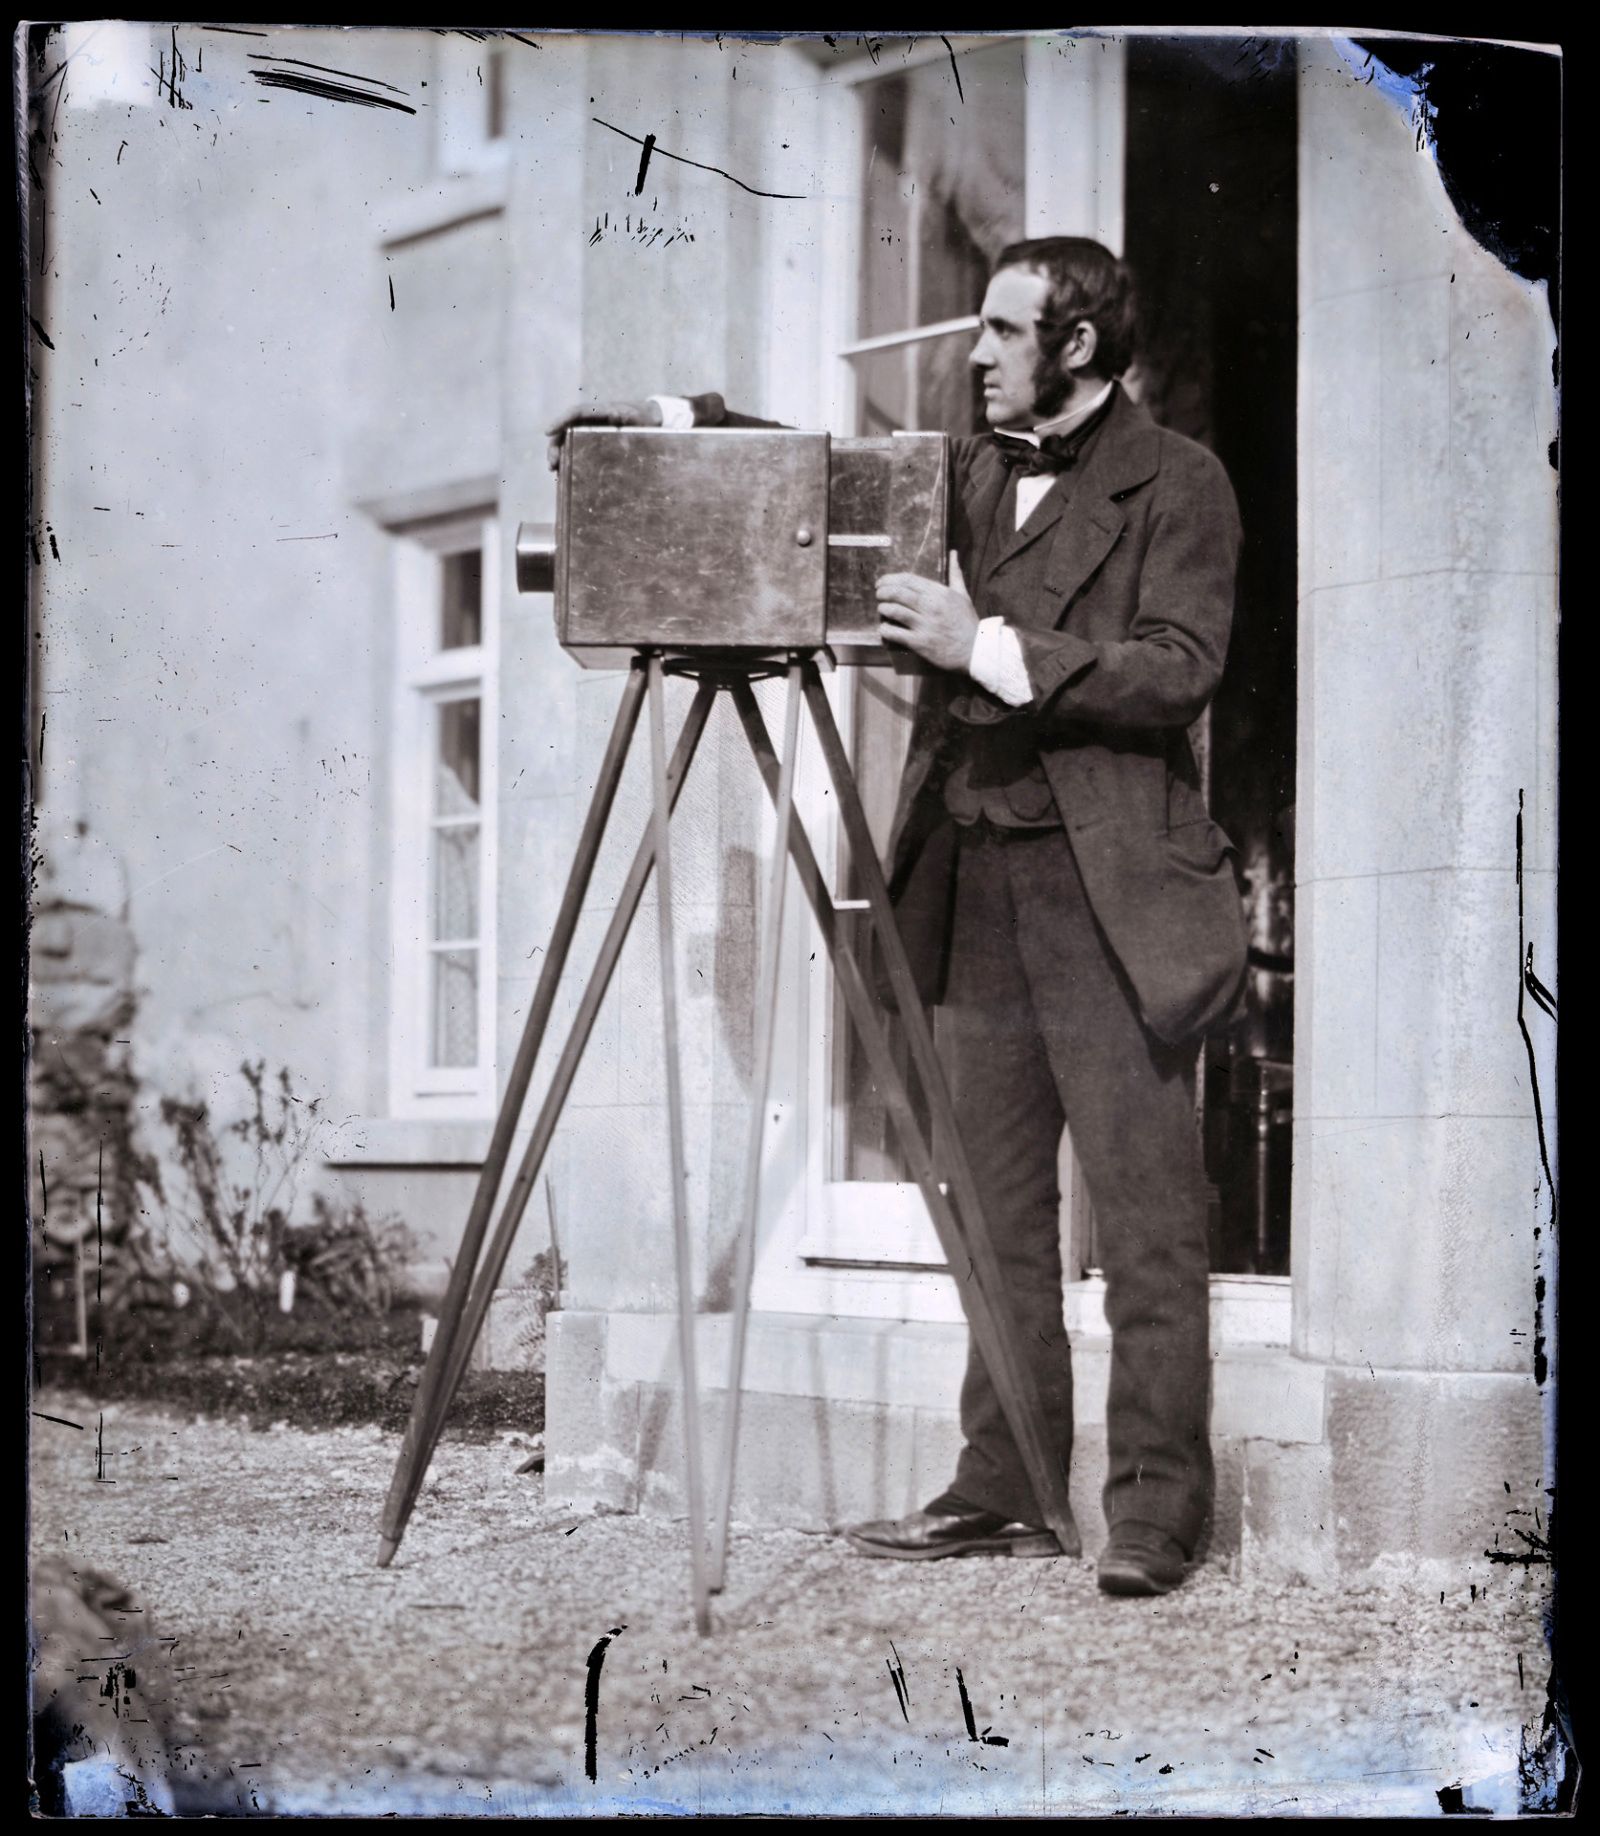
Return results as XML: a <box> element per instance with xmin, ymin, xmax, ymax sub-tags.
<box><xmin>836</xmin><ymin>41</ymin><xmax>1025</xmax><ymax>1203</ymax></box>
<box><xmin>851</xmin><ymin>41</ymin><xmax>1025</xmax><ymax>435</ymax></box>
<box><xmin>389</xmin><ymin>518</ymin><xmax>499</xmax><ymax>1117</ymax></box>
<box><xmin>756</xmin><ymin>38</ymin><xmax>1030</xmax><ymax>1300</ymax></box>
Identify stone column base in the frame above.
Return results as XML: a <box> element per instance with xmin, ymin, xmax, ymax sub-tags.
<box><xmin>544</xmin><ymin>1309</ymin><xmax>1546</xmax><ymax>1585</ymax></box>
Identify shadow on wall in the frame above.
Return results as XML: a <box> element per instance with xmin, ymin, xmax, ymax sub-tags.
<box><xmin>698</xmin><ymin>838</ymin><xmax>805</xmax><ymax>1311</ymax></box>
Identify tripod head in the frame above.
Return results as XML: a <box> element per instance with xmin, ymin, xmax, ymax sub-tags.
<box><xmin>515</xmin><ymin>427</ymin><xmax>949</xmax><ymax>668</ymax></box>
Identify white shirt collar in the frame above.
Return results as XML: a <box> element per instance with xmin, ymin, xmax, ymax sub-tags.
<box><xmin>1003</xmin><ymin>379</ymin><xmax>1117</xmax><ymax>447</ymax></box>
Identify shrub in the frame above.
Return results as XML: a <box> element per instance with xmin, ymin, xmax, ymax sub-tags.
<box><xmin>130</xmin><ymin>1061</ymin><xmax>408</xmax><ymax>1353</ymax></box>
<box><xmin>282</xmin><ymin>1196</ymin><xmax>416</xmax><ymax>1318</ymax></box>
<box><xmin>143</xmin><ymin>1060</ymin><xmax>320</xmax><ymax>1348</ymax></box>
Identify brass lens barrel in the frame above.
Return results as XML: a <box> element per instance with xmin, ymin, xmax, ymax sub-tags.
<box><xmin>514</xmin><ymin>523</ymin><xmax>557</xmax><ymax>595</ymax></box>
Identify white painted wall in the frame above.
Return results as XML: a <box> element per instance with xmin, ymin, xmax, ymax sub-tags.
<box><xmin>34</xmin><ymin>26</ymin><xmax>433</xmax><ymax>1185</ymax></box>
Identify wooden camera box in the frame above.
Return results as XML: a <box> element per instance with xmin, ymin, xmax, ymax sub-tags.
<box><xmin>528</xmin><ymin>427</ymin><xmax>948</xmax><ymax>667</ymax></box>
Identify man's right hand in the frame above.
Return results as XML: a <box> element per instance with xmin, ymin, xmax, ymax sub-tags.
<box><xmin>545</xmin><ymin>399</ymin><xmax>662</xmax><ymax>471</ymax></box>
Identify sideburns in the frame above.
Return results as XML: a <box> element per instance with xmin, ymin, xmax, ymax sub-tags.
<box><xmin>1030</xmin><ymin>339</ymin><xmax>1074</xmax><ymax>419</ymax></box>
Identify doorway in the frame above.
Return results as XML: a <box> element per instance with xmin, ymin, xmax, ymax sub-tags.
<box><xmin>1121</xmin><ymin>34</ymin><xmax>1299</xmax><ymax>1276</ymax></box>
<box><xmin>794</xmin><ymin>34</ymin><xmax>1299</xmax><ymax>1300</ymax></box>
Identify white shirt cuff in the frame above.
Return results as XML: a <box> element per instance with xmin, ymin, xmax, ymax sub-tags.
<box><xmin>647</xmin><ymin>394</ymin><xmax>696</xmax><ymax>431</ymax></box>
<box><xmin>968</xmin><ymin>618</ymin><xmax>1034</xmax><ymax>708</ymax></box>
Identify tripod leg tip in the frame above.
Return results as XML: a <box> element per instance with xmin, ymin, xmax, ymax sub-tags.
<box><xmin>376</xmin><ymin>1535</ymin><xmax>400</xmax><ymax>1568</ymax></box>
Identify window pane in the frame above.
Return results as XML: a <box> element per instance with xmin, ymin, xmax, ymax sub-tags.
<box><xmin>836</xmin><ymin>328</ymin><xmax>977</xmax><ymax>1182</ymax></box>
<box><xmin>430</xmin><ymin>949</ymin><xmax>479</xmax><ymax>1068</ymax></box>
<box><xmin>859</xmin><ymin>77</ymin><xmax>910</xmax><ymax>340</ymax></box>
<box><xmin>858</xmin><ymin>42</ymin><xmax>1026</xmax><ymax>340</ymax></box>
<box><xmin>435</xmin><ymin>697</ymin><xmax>481</xmax><ymax>814</ymax></box>
<box><xmin>432</xmin><ymin>822</ymin><xmax>479</xmax><ymax>942</ymax></box>
<box><xmin>440</xmin><ymin>549</ymin><xmax>483</xmax><ymax>649</ymax></box>
<box><xmin>840</xmin><ymin>45</ymin><xmax>1024</xmax><ymax>1188</ymax></box>
<box><xmin>850</xmin><ymin>326</ymin><xmax>989</xmax><ymax>440</ymax></box>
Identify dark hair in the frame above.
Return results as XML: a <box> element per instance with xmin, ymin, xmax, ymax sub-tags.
<box><xmin>992</xmin><ymin>236</ymin><xmax>1138</xmax><ymax>411</ymax></box>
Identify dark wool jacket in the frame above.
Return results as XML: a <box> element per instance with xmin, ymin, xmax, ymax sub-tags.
<box><xmin>704</xmin><ymin>380</ymin><xmax>1249</xmax><ymax>1045</ymax></box>
<box><xmin>885</xmin><ymin>383</ymin><xmax>1249</xmax><ymax>1045</ymax></box>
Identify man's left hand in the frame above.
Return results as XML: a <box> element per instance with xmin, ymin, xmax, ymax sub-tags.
<box><xmin>876</xmin><ymin>573</ymin><xmax>981</xmax><ymax>672</ymax></box>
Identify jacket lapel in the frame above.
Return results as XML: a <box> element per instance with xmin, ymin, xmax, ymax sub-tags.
<box><xmin>1040</xmin><ymin>384</ymin><xmax>1162</xmax><ymax>620</ymax></box>
<box><xmin>960</xmin><ymin>441</ymin><xmax>1011</xmax><ymax>586</ymax></box>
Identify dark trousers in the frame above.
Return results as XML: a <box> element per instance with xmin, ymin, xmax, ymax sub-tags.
<box><xmin>941</xmin><ymin>822</ymin><xmax>1214</xmax><ymax>1551</ymax></box>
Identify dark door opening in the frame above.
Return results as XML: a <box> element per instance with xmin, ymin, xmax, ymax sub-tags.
<box><xmin>1120</xmin><ymin>35</ymin><xmax>1299</xmax><ymax>1276</ymax></box>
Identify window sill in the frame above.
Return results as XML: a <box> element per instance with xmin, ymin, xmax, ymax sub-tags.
<box><xmin>376</xmin><ymin>163</ymin><xmax>509</xmax><ymax>249</ymax></box>
<box><xmin>1068</xmin><ymin>1274</ymin><xmax>1291</xmax><ymax>1348</ymax></box>
<box><xmin>323</xmin><ymin>1116</ymin><xmax>493</xmax><ymax>1168</ymax></box>
<box><xmin>779</xmin><ymin>1260</ymin><xmax>1291</xmax><ymax>1346</ymax></box>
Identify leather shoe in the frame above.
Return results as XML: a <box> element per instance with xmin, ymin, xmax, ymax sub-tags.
<box><xmin>1096</xmin><ymin>1521</ymin><xmax>1189</xmax><ymax>1595</ymax></box>
<box><xmin>845</xmin><ymin>1495</ymin><xmax>1079</xmax><ymax>1561</ymax></box>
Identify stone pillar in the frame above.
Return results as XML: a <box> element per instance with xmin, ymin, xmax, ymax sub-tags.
<box><xmin>537</xmin><ymin>36</ymin><xmax>776</xmax><ymax>1324</ymax></box>
<box><xmin>1288</xmin><ymin>40</ymin><xmax>1555</xmax><ymax>1567</ymax></box>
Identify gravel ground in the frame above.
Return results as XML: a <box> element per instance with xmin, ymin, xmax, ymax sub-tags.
<box><xmin>30</xmin><ymin>1390</ymin><xmax>1559</xmax><ymax>1818</ymax></box>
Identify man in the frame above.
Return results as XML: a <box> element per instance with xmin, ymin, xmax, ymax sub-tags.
<box><xmin>548</xmin><ymin>238</ymin><xmax>1247</xmax><ymax>1597</ymax></box>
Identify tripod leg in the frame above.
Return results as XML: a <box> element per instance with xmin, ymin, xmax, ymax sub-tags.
<box><xmin>647</xmin><ymin>655</ymin><xmax>713</xmax><ymax>1639</ymax></box>
<box><xmin>708</xmin><ymin>662</ymin><xmax>802</xmax><ymax>1593</ymax></box>
<box><xmin>798</xmin><ymin>664</ymin><xmax>1077</xmax><ymax>1551</ymax></box>
<box><xmin>398</xmin><ymin>681</ymin><xmax>717</xmax><ymax>1549</ymax></box>
<box><xmin>729</xmin><ymin>681</ymin><xmax>1070</xmax><ymax>1546</ymax></box>
<box><xmin>378</xmin><ymin>679</ymin><xmax>717</xmax><ymax>1566</ymax></box>
<box><xmin>377</xmin><ymin>666</ymin><xmax>647</xmax><ymax>1567</ymax></box>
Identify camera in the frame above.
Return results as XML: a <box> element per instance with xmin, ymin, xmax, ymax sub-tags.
<box><xmin>516</xmin><ymin>427</ymin><xmax>949</xmax><ymax>667</ymax></box>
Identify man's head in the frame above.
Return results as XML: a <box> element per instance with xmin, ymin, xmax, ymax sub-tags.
<box><xmin>970</xmin><ymin>237</ymin><xmax>1138</xmax><ymax>428</ymax></box>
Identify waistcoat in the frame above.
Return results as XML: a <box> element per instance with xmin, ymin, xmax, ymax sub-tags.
<box><xmin>942</xmin><ymin>430</ymin><xmax>1105</xmax><ymax>827</ymax></box>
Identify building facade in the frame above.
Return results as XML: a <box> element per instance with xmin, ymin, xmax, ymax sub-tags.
<box><xmin>30</xmin><ymin>29</ymin><xmax>1557</xmax><ymax>1579</ymax></box>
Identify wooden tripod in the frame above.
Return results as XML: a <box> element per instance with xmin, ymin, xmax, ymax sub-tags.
<box><xmin>374</xmin><ymin>651</ymin><xmax>1077</xmax><ymax>1633</ymax></box>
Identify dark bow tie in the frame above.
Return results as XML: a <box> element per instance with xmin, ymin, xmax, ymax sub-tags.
<box><xmin>991</xmin><ymin>431</ymin><xmax>1084</xmax><ymax>477</ymax></box>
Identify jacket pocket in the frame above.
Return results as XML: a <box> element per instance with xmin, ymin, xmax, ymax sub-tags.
<box><xmin>1164</xmin><ymin>817</ymin><xmax>1236</xmax><ymax>871</ymax></box>
<box><xmin>877</xmin><ymin>815</ymin><xmax>960</xmax><ymax>1011</ymax></box>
